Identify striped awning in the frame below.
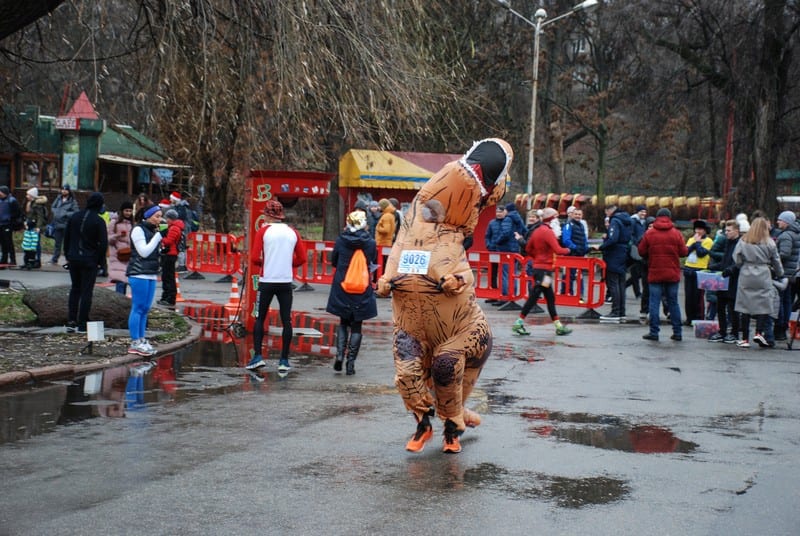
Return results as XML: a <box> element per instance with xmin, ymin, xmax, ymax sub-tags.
<box><xmin>339</xmin><ymin>149</ymin><xmax>461</xmax><ymax>190</ymax></box>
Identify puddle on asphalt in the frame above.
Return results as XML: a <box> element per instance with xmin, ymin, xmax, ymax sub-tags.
<box><xmin>521</xmin><ymin>407</ymin><xmax>698</xmax><ymax>454</ymax></box>
<box><xmin>0</xmin><ymin>304</ymin><xmax>352</xmax><ymax>445</ymax></box>
<box><xmin>365</xmin><ymin>459</ymin><xmax>629</xmax><ymax>508</ymax></box>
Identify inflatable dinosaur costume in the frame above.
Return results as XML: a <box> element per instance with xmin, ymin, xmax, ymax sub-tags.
<box><xmin>376</xmin><ymin>138</ymin><xmax>513</xmax><ymax>453</ymax></box>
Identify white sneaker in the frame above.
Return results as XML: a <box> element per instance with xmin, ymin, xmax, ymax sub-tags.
<box><xmin>128</xmin><ymin>339</ymin><xmax>156</xmax><ymax>356</ymax></box>
<box><xmin>141</xmin><ymin>339</ymin><xmax>155</xmax><ymax>353</ymax></box>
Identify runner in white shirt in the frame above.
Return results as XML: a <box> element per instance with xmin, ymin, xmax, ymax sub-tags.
<box><xmin>246</xmin><ymin>199</ymin><xmax>307</xmax><ymax>373</ymax></box>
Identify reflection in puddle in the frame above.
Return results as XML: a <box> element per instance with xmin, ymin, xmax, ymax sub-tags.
<box><xmin>521</xmin><ymin>408</ymin><xmax>698</xmax><ymax>454</ymax></box>
<box><xmin>0</xmin><ymin>304</ymin><xmax>362</xmax><ymax>445</ymax></box>
<box><xmin>371</xmin><ymin>460</ymin><xmax>629</xmax><ymax>508</ymax></box>
<box><xmin>0</xmin><ymin>326</ymin><xmax>338</xmax><ymax>444</ymax></box>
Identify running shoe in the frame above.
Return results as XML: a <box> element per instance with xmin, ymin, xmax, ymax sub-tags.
<box><xmin>246</xmin><ymin>354</ymin><xmax>266</xmax><ymax>370</ymax></box>
<box><xmin>512</xmin><ymin>318</ymin><xmax>530</xmax><ymax>336</ymax></box>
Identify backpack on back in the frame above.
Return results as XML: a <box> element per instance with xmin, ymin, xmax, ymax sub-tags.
<box><xmin>341</xmin><ymin>249</ymin><xmax>369</xmax><ymax>294</ymax></box>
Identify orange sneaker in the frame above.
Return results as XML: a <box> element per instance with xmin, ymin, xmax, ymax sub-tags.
<box><xmin>405</xmin><ymin>421</ymin><xmax>433</xmax><ymax>452</ymax></box>
<box><xmin>443</xmin><ymin>434</ymin><xmax>461</xmax><ymax>454</ymax></box>
<box><xmin>463</xmin><ymin>408</ymin><xmax>482</xmax><ymax>428</ymax></box>
<box><xmin>442</xmin><ymin>419</ymin><xmax>463</xmax><ymax>454</ymax></box>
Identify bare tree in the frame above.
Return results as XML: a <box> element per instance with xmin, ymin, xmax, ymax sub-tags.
<box><xmin>644</xmin><ymin>0</ymin><xmax>800</xmax><ymax>216</ymax></box>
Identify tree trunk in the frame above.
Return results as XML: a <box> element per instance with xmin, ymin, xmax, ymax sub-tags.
<box><xmin>595</xmin><ymin>123</ymin><xmax>608</xmax><ymax>205</ymax></box>
<box><xmin>751</xmin><ymin>0</ymin><xmax>786</xmax><ymax>218</ymax></box>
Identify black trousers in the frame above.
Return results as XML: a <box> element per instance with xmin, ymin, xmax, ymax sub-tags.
<box><xmin>161</xmin><ymin>254</ymin><xmax>178</xmax><ymax>304</ymax></box>
<box><xmin>68</xmin><ymin>260</ymin><xmax>98</xmax><ymax>329</ymax></box>
<box><xmin>521</xmin><ymin>269</ymin><xmax>557</xmax><ymax>320</ymax></box>
<box><xmin>0</xmin><ymin>224</ymin><xmax>15</xmax><ymax>265</ymax></box>
<box><xmin>252</xmin><ymin>282</ymin><xmax>293</xmax><ymax>360</ymax></box>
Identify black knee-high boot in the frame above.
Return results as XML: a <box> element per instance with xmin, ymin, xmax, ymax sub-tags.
<box><xmin>334</xmin><ymin>324</ymin><xmax>349</xmax><ymax>372</ymax></box>
<box><xmin>345</xmin><ymin>332</ymin><xmax>362</xmax><ymax>375</ymax></box>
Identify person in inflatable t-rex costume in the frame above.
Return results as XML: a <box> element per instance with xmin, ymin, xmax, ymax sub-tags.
<box><xmin>376</xmin><ymin>138</ymin><xmax>513</xmax><ymax>454</ymax></box>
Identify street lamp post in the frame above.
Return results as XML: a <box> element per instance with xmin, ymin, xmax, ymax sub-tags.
<box><xmin>495</xmin><ymin>0</ymin><xmax>599</xmax><ymax>208</ymax></box>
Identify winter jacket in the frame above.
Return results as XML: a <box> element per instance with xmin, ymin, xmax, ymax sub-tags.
<box><xmin>505</xmin><ymin>207</ymin><xmax>527</xmax><ymax>240</ymax></box>
<box><xmin>631</xmin><ymin>215</ymin><xmax>646</xmax><ymax>245</ymax></box>
<box><xmin>367</xmin><ymin>209</ymin><xmax>380</xmax><ymax>239</ymax></box>
<box><xmin>709</xmin><ymin>235</ymin><xmax>740</xmax><ymax>299</ymax></box>
<box><xmin>733</xmin><ymin>240</ymin><xmax>783</xmax><ymax>317</ymax></box>
<box><xmin>685</xmin><ymin>233</ymin><xmax>714</xmax><ymax>269</ymax></box>
<box><xmin>375</xmin><ymin>205</ymin><xmax>397</xmax><ymax>247</ymax></box>
<box><xmin>64</xmin><ymin>192</ymin><xmax>108</xmax><ymax>267</ymax></box>
<box><xmin>775</xmin><ymin>221</ymin><xmax>800</xmax><ymax>277</ymax></box>
<box><xmin>525</xmin><ymin>221</ymin><xmax>569</xmax><ymax>271</ymax></box>
<box><xmin>561</xmin><ymin>218</ymin><xmax>588</xmax><ymax>256</ymax></box>
<box><xmin>485</xmin><ymin>217</ymin><xmax>503</xmax><ymax>251</ymax></box>
<box><xmin>325</xmin><ymin>228</ymin><xmax>378</xmax><ymax>322</ymax></box>
<box><xmin>107</xmin><ymin>215</ymin><xmax>133</xmax><ymax>284</ymax></box>
<box><xmin>127</xmin><ymin>221</ymin><xmax>161</xmax><ymax>277</ymax></box>
<box><xmin>485</xmin><ymin>216</ymin><xmax>516</xmax><ymax>253</ymax></box>
<box><xmin>160</xmin><ymin>218</ymin><xmax>186</xmax><ymax>256</ymax></box>
<box><xmin>600</xmin><ymin>209</ymin><xmax>633</xmax><ymax>274</ymax></box>
<box><xmin>51</xmin><ymin>194</ymin><xmax>79</xmax><ymax>230</ymax></box>
<box><xmin>637</xmin><ymin>216</ymin><xmax>688</xmax><ymax>283</ymax></box>
<box><xmin>709</xmin><ymin>232</ymin><xmax>726</xmax><ymax>263</ymax></box>
<box><xmin>0</xmin><ymin>194</ymin><xmax>20</xmax><ymax>226</ymax></box>
<box><xmin>25</xmin><ymin>195</ymin><xmax>49</xmax><ymax>229</ymax></box>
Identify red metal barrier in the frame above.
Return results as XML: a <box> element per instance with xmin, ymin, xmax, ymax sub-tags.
<box><xmin>295</xmin><ymin>240</ymin><xmax>336</xmax><ymax>289</ymax></box>
<box><xmin>467</xmin><ymin>251</ymin><xmax>606</xmax><ymax>309</ymax></box>
<box><xmin>238</xmin><ymin>238</ymin><xmax>606</xmax><ymax>330</ymax></box>
<box><xmin>185</xmin><ymin>232</ymin><xmax>242</xmax><ymax>276</ymax></box>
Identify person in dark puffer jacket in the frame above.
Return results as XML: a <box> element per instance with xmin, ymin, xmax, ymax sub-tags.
<box><xmin>773</xmin><ymin>210</ymin><xmax>800</xmax><ymax>341</ymax></box>
<box><xmin>64</xmin><ymin>192</ymin><xmax>108</xmax><ymax>333</ymax></box>
<box><xmin>599</xmin><ymin>204</ymin><xmax>633</xmax><ymax>320</ymax></box>
<box><xmin>326</xmin><ymin>210</ymin><xmax>378</xmax><ymax>375</ymax></box>
<box><xmin>709</xmin><ymin>219</ymin><xmax>742</xmax><ymax>343</ymax></box>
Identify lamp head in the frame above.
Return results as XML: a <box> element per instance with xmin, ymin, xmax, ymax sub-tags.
<box><xmin>575</xmin><ymin>0</ymin><xmax>599</xmax><ymax>10</ymax></box>
<box><xmin>534</xmin><ymin>8</ymin><xmax>547</xmax><ymax>19</ymax></box>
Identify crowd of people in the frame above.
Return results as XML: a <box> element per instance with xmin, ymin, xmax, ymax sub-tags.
<box><xmin>7</xmin><ymin>182</ymin><xmax>797</xmax><ymax>360</ymax></box>
<box><xmin>0</xmin><ymin>186</ymin><xmax>200</xmax><ymax>357</ymax></box>
<box><xmin>476</xmin><ymin>199</ymin><xmax>798</xmax><ymax>350</ymax></box>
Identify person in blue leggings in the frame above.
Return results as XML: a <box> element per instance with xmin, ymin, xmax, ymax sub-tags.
<box><xmin>126</xmin><ymin>205</ymin><xmax>164</xmax><ymax>356</ymax></box>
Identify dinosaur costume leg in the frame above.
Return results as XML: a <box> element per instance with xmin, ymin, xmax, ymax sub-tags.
<box><xmin>393</xmin><ymin>327</ymin><xmax>435</xmax><ymax>422</ymax></box>
<box><xmin>429</xmin><ymin>315</ymin><xmax>492</xmax><ymax>432</ymax></box>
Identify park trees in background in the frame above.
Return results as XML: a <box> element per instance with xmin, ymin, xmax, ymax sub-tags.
<box><xmin>0</xmin><ymin>0</ymin><xmax>798</xmax><ymax>227</ymax></box>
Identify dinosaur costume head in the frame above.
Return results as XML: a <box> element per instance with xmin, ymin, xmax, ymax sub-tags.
<box><xmin>415</xmin><ymin>138</ymin><xmax>513</xmax><ymax>234</ymax></box>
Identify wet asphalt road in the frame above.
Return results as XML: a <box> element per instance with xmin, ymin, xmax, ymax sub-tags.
<box><xmin>1</xmin><ymin>268</ymin><xmax>799</xmax><ymax>535</ymax></box>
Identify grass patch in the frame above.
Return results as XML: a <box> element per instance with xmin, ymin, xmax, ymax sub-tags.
<box><xmin>0</xmin><ymin>292</ymin><xmax>37</xmax><ymax>325</ymax></box>
<box><xmin>147</xmin><ymin>308</ymin><xmax>191</xmax><ymax>343</ymax></box>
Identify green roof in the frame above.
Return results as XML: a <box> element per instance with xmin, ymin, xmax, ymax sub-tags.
<box><xmin>99</xmin><ymin>124</ymin><xmax>172</xmax><ymax>162</ymax></box>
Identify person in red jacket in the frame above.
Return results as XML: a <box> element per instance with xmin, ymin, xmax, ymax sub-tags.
<box><xmin>157</xmin><ymin>209</ymin><xmax>185</xmax><ymax>307</ymax></box>
<box><xmin>637</xmin><ymin>207</ymin><xmax>689</xmax><ymax>341</ymax></box>
<box><xmin>513</xmin><ymin>208</ymin><xmax>572</xmax><ymax>336</ymax></box>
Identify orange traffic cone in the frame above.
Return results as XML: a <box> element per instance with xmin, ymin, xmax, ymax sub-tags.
<box><xmin>175</xmin><ymin>273</ymin><xmax>185</xmax><ymax>303</ymax></box>
<box><xmin>226</xmin><ymin>277</ymin><xmax>241</xmax><ymax>308</ymax></box>
<box><xmin>223</xmin><ymin>276</ymin><xmax>242</xmax><ymax>324</ymax></box>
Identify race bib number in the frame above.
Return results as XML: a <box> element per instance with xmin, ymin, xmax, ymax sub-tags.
<box><xmin>398</xmin><ymin>250</ymin><xmax>431</xmax><ymax>274</ymax></box>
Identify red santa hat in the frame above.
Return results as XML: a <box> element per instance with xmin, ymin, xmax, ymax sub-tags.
<box><xmin>170</xmin><ymin>191</ymin><xmax>181</xmax><ymax>203</ymax></box>
<box><xmin>158</xmin><ymin>198</ymin><xmax>171</xmax><ymax>210</ymax></box>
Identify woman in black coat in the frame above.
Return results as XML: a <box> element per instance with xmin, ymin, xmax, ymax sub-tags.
<box><xmin>326</xmin><ymin>210</ymin><xmax>378</xmax><ymax>375</ymax></box>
